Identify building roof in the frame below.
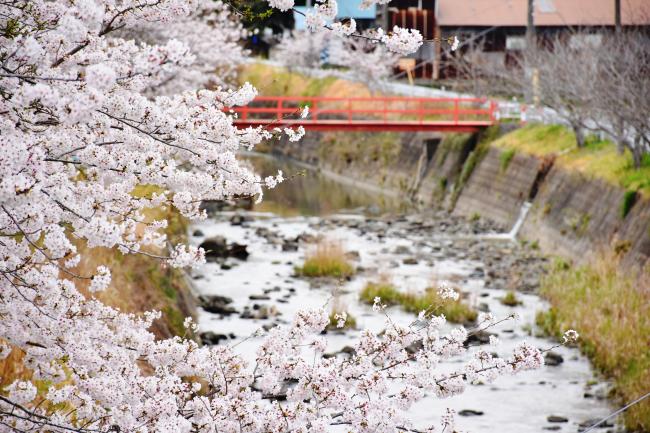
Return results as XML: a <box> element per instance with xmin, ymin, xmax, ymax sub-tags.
<box><xmin>436</xmin><ymin>0</ymin><xmax>650</xmax><ymax>27</ymax></box>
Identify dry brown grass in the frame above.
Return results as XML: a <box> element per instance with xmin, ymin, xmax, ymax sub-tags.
<box><xmin>538</xmin><ymin>253</ymin><xmax>650</xmax><ymax>431</ymax></box>
<box><xmin>296</xmin><ymin>239</ymin><xmax>355</xmax><ymax>278</ymax></box>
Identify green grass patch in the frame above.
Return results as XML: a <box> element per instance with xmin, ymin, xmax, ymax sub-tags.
<box><xmin>450</xmin><ymin>139</ymin><xmax>489</xmax><ymax>206</ymax></box>
<box><xmin>239</xmin><ymin>62</ymin><xmax>371</xmax><ymax>99</ymax></box>
<box><xmin>359</xmin><ymin>280</ymin><xmax>477</xmax><ymax>324</ymax></box>
<box><xmin>538</xmin><ymin>254</ymin><xmax>650</xmax><ymax>431</ymax></box>
<box><xmin>492</xmin><ymin>123</ymin><xmax>575</xmax><ymax>155</ymax></box>
<box><xmin>491</xmin><ymin>124</ymin><xmax>650</xmax><ymax>196</ymax></box>
<box><xmin>499</xmin><ymin>148</ymin><xmax>516</xmax><ymax>172</ymax></box>
<box><xmin>296</xmin><ymin>240</ymin><xmax>355</xmax><ymax>278</ymax></box>
<box><xmin>500</xmin><ymin>291</ymin><xmax>522</xmax><ymax>306</ymax></box>
<box><xmin>327</xmin><ymin>311</ymin><xmax>357</xmax><ymax>331</ymax></box>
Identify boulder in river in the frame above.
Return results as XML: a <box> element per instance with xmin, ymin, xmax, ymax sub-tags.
<box><xmin>199</xmin><ymin>295</ymin><xmax>238</xmax><ymax>315</ymax></box>
<box><xmin>199</xmin><ymin>236</ymin><xmax>249</xmax><ymax>261</ymax></box>
<box><xmin>578</xmin><ymin>418</ymin><xmax>613</xmax><ymax>430</ymax></box>
<box><xmin>547</xmin><ymin>415</ymin><xmax>569</xmax><ymax>423</ymax></box>
<box><xmin>464</xmin><ymin>330</ymin><xmax>497</xmax><ymax>347</ymax></box>
<box><xmin>282</xmin><ymin>240</ymin><xmax>299</xmax><ymax>251</ymax></box>
<box><xmin>544</xmin><ymin>351</ymin><xmax>564</xmax><ymax>366</ymax></box>
<box><xmin>458</xmin><ymin>409</ymin><xmax>484</xmax><ymax>417</ymax></box>
<box><xmin>345</xmin><ymin>251</ymin><xmax>361</xmax><ymax>261</ymax></box>
<box><xmin>393</xmin><ymin>245</ymin><xmax>411</xmax><ymax>255</ymax></box>
<box><xmin>230</xmin><ymin>214</ymin><xmax>252</xmax><ymax>226</ymax></box>
<box><xmin>199</xmin><ymin>331</ymin><xmax>229</xmax><ymax>345</ymax></box>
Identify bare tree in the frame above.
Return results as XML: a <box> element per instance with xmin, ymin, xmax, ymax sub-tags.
<box><xmin>450</xmin><ymin>29</ymin><xmax>650</xmax><ymax>165</ymax></box>
<box><xmin>592</xmin><ymin>31</ymin><xmax>650</xmax><ymax>167</ymax></box>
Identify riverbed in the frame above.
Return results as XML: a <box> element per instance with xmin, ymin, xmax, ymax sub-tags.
<box><xmin>189</xmin><ymin>155</ymin><xmax>618</xmax><ymax>433</ymax></box>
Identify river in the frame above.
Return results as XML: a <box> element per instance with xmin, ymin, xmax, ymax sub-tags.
<box><xmin>189</xmin><ymin>155</ymin><xmax>618</xmax><ymax>433</ymax></box>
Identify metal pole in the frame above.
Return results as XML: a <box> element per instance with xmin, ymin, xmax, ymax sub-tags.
<box><xmin>525</xmin><ymin>0</ymin><xmax>536</xmax><ymax>105</ymax></box>
<box><xmin>526</xmin><ymin>0</ymin><xmax>535</xmax><ymax>48</ymax></box>
<box><xmin>615</xmin><ymin>0</ymin><xmax>622</xmax><ymax>33</ymax></box>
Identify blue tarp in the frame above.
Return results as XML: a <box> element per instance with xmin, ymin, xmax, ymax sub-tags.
<box><xmin>337</xmin><ymin>0</ymin><xmax>376</xmax><ymax>19</ymax></box>
<box><xmin>294</xmin><ymin>1</ymin><xmax>376</xmax><ymax>29</ymax></box>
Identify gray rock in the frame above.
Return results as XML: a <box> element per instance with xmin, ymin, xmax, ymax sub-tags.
<box><xmin>199</xmin><ymin>295</ymin><xmax>237</xmax><ymax>315</ymax></box>
<box><xmin>199</xmin><ymin>236</ymin><xmax>249</xmax><ymax>261</ymax></box>
<box><xmin>282</xmin><ymin>240</ymin><xmax>299</xmax><ymax>252</ymax></box>
<box><xmin>458</xmin><ymin>410</ymin><xmax>484</xmax><ymax>416</ymax></box>
<box><xmin>547</xmin><ymin>415</ymin><xmax>569</xmax><ymax>423</ymax></box>
<box><xmin>345</xmin><ymin>251</ymin><xmax>361</xmax><ymax>261</ymax></box>
<box><xmin>578</xmin><ymin>419</ymin><xmax>614</xmax><ymax>430</ymax></box>
<box><xmin>465</xmin><ymin>331</ymin><xmax>496</xmax><ymax>347</ymax></box>
<box><xmin>249</xmin><ymin>294</ymin><xmax>271</xmax><ymax>301</ymax></box>
<box><xmin>230</xmin><ymin>214</ymin><xmax>252</xmax><ymax>226</ymax></box>
<box><xmin>545</xmin><ymin>351</ymin><xmax>564</xmax><ymax>366</ymax></box>
<box><xmin>402</xmin><ymin>257</ymin><xmax>419</xmax><ymax>265</ymax></box>
<box><xmin>200</xmin><ymin>331</ymin><xmax>229</xmax><ymax>345</ymax></box>
<box><xmin>192</xmin><ymin>229</ymin><xmax>204</xmax><ymax>237</ymax></box>
<box><xmin>393</xmin><ymin>245</ymin><xmax>412</xmax><ymax>255</ymax></box>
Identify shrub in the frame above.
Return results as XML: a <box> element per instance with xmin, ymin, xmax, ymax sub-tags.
<box><xmin>296</xmin><ymin>240</ymin><xmax>355</xmax><ymax>278</ymax></box>
<box><xmin>360</xmin><ymin>279</ymin><xmax>477</xmax><ymax>324</ymax></box>
<box><xmin>539</xmin><ymin>253</ymin><xmax>650</xmax><ymax>431</ymax></box>
<box><xmin>359</xmin><ymin>279</ymin><xmax>401</xmax><ymax>305</ymax></box>
<box><xmin>327</xmin><ymin>311</ymin><xmax>357</xmax><ymax>331</ymax></box>
<box><xmin>500</xmin><ymin>291</ymin><xmax>522</xmax><ymax>307</ymax></box>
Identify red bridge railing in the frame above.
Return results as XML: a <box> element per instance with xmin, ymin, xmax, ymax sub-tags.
<box><xmin>232</xmin><ymin>96</ymin><xmax>497</xmax><ymax>132</ymax></box>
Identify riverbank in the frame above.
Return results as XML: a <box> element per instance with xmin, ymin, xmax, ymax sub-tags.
<box><xmin>537</xmin><ymin>253</ymin><xmax>650</xmax><ymax>431</ymax></box>
<box><xmin>248</xmin><ymin>119</ymin><xmax>650</xmax><ymax>430</ymax></box>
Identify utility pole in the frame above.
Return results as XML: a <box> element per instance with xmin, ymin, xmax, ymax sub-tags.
<box><xmin>615</xmin><ymin>0</ymin><xmax>622</xmax><ymax>33</ymax></box>
<box><xmin>525</xmin><ymin>0</ymin><xmax>536</xmax><ymax>105</ymax></box>
<box><xmin>526</xmin><ymin>0</ymin><xmax>536</xmax><ymax>48</ymax></box>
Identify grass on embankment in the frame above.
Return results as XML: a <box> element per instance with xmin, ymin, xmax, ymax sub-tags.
<box><xmin>239</xmin><ymin>62</ymin><xmax>373</xmax><ymax>99</ymax></box>
<box><xmin>295</xmin><ymin>239</ymin><xmax>355</xmax><ymax>278</ymax></box>
<box><xmin>536</xmin><ymin>254</ymin><xmax>650</xmax><ymax>431</ymax></box>
<box><xmin>359</xmin><ymin>278</ymin><xmax>477</xmax><ymax>324</ymax></box>
<box><xmin>492</xmin><ymin>124</ymin><xmax>650</xmax><ymax>195</ymax></box>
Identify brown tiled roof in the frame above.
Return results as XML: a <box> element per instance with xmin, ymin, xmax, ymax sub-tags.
<box><xmin>436</xmin><ymin>0</ymin><xmax>650</xmax><ymax>27</ymax></box>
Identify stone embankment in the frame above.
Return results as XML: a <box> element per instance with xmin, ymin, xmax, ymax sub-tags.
<box><xmin>267</xmin><ymin>127</ymin><xmax>650</xmax><ymax>267</ymax></box>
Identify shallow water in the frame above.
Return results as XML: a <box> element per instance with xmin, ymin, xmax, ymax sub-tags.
<box><xmin>246</xmin><ymin>154</ymin><xmax>406</xmax><ymax>216</ymax></box>
<box><xmin>190</xmin><ymin>157</ymin><xmax>618</xmax><ymax>433</ymax></box>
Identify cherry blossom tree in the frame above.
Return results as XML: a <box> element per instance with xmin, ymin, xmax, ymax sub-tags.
<box><xmin>0</xmin><ymin>0</ymin><xmax>575</xmax><ymax>432</ymax></box>
<box><xmin>274</xmin><ymin>28</ymin><xmax>400</xmax><ymax>91</ymax></box>
<box><xmin>126</xmin><ymin>0</ymin><xmax>250</xmax><ymax>93</ymax></box>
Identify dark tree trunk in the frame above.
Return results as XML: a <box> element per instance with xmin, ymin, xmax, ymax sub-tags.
<box><xmin>631</xmin><ymin>136</ymin><xmax>644</xmax><ymax>169</ymax></box>
<box><xmin>571</xmin><ymin>121</ymin><xmax>585</xmax><ymax>148</ymax></box>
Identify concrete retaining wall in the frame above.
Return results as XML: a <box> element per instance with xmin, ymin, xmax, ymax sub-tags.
<box><xmin>262</xmin><ymin>131</ymin><xmax>650</xmax><ymax>267</ymax></box>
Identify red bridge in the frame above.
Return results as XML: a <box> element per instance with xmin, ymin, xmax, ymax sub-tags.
<box><xmin>232</xmin><ymin>96</ymin><xmax>498</xmax><ymax>132</ymax></box>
